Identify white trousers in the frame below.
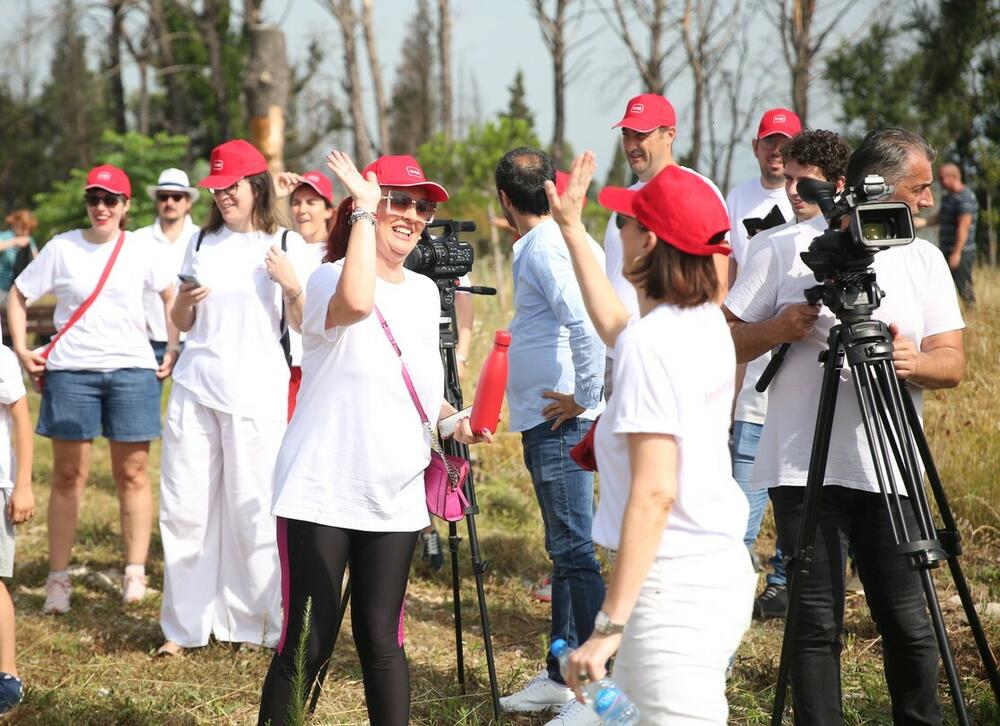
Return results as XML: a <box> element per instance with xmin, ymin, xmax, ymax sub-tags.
<box><xmin>613</xmin><ymin>544</ymin><xmax>756</xmax><ymax>724</ymax></box>
<box><xmin>159</xmin><ymin>385</ymin><xmax>285</xmax><ymax>647</ymax></box>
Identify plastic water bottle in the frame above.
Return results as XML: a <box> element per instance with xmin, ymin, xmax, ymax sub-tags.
<box><xmin>469</xmin><ymin>330</ymin><xmax>511</xmax><ymax>434</ymax></box>
<box><xmin>550</xmin><ymin>639</ymin><xmax>641</xmax><ymax>724</ymax></box>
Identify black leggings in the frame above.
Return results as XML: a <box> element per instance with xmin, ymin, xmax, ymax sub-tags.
<box><xmin>258</xmin><ymin>518</ymin><xmax>419</xmax><ymax>726</ymax></box>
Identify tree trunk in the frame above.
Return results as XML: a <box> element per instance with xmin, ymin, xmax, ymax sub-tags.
<box><xmin>245</xmin><ymin>24</ymin><xmax>290</xmax><ymax>175</ymax></box>
<box><xmin>437</xmin><ymin>0</ymin><xmax>453</xmax><ymax>141</ymax></box>
<box><xmin>108</xmin><ymin>0</ymin><xmax>127</xmax><ymax>133</ymax></box>
<box><xmin>790</xmin><ymin>0</ymin><xmax>814</xmax><ymax>125</ymax></box>
<box><xmin>150</xmin><ymin>0</ymin><xmax>185</xmax><ymax>135</ymax></box>
<box><xmin>329</xmin><ymin>1</ymin><xmax>372</xmax><ymax>166</ymax></box>
<box><xmin>552</xmin><ymin>28</ymin><xmax>566</xmax><ymax>167</ymax></box>
<box><xmin>199</xmin><ymin>0</ymin><xmax>231</xmax><ymax>140</ymax></box>
<box><xmin>361</xmin><ymin>0</ymin><xmax>389</xmax><ymax>153</ymax></box>
<box><xmin>486</xmin><ymin>199</ymin><xmax>508</xmax><ymax>311</ymax></box>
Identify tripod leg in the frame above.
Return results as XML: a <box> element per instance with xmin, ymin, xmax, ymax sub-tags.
<box><xmin>901</xmin><ymin>390</ymin><xmax>1000</xmax><ymax>706</ymax></box>
<box><xmin>448</xmin><ymin>518</ymin><xmax>466</xmax><ymax>692</ymax></box>
<box><xmin>772</xmin><ymin>332</ymin><xmax>844</xmax><ymax>726</ymax></box>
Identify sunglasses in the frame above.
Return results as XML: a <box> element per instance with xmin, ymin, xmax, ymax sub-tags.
<box><xmin>157</xmin><ymin>192</ymin><xmax>187</xmax><ymax>203</ymax></box>
<box><xmin>85</xmin><ymin>193</ymin><xmax>124</xmax><ymax>208</ymax></box>
<box><xmin>381</xmin><ymin>191</ymin><xmax>437</xmax><ymax>222</ymax></box>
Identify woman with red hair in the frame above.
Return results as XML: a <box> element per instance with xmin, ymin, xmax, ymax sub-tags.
<box><xmin>258</xmin><ymin>151</ymin><xmax>490</xmax><ymax>726</ymax></box>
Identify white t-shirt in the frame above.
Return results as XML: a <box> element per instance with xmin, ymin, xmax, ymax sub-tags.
<box><xmin>593</xmin><ymin>304</ymin><xmax>748</xmax><ymax>558</ymax></box>
<box><xmin>725</xmin><ymin>177</ymin><xmax>793</xmax><ymax>267</ymax></box>
<box><xmin>288</xmin><ymin>242</ymin><xmax>328</xmax><ymax>366</ymax></box>
<box><xmin>602</xmin><ymin>167</ymin><xmax>726</xmax><ymax>358</ymax></box>
<box><xmin>15</xmin><ymin>230</ymin><xmax>171</xmax><ymax>372</ymax></box>
<box><xmin>726</xmin><ymin>179</ymin><xmax>795</xmax><ymax>425</ymax></box>
<box><xmin>132</xmin><ymin>216</ymin><xmax>199</xmax><ymax>342</ymax></box>
<box><xmin>272</xmin><ymin>260</ymin><xmax>444</xmax><ymax>532</ymax></box>
<box><xmin>171</xmin><ymin>227</ymin><xmax>310</xmax><ymax>421</ymax></box>
<box><xmin>725</xmin><ymin>216</ymin><xmax>965</xmax><ymax>494</ymax></box>
<box><xmin>0</xmin><ymin>346</ymin><xmax>25</xmax><ymax>490</ymax></box>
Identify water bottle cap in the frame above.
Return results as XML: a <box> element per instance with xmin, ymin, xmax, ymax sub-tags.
<box><xmin>550</xmin><ymin>638</ymin><xmax>568</xmax><ymax>656</ymax></box>
<box><xmin>493</xmin><ymin>330</ymin><xmax>511</xmax><ymax>347</ymax></box>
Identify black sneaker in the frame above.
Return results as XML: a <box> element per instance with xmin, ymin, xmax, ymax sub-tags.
<box><xmin>753</xmin><ymin>583</ymin><xmax>788</xmax><ymax>620</ymax></box>
<box><xmin>421</xmin><ymin>531</ymin><xmax>444</xmax><ymax>571</ymax></box>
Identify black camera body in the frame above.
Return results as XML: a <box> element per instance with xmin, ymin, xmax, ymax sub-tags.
<box><xmin>404</xmin><ymin>219</ymin><xmax>476</xmax><ymax>312</ymax></box>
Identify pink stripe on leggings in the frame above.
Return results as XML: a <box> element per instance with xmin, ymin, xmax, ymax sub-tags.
<box><xmin>276</xmin><ymin>517</ymin><xmax>291</xmax><ymax>655</ymax></box>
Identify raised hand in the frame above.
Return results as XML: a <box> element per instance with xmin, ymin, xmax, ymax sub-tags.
<box><xmin>325</xmin><ymin>150</ymin><xmax>381</xmax><ymax>212</ymax></box>
<box><xmin>544</xmin><ymin>151</ymin><xmax>595</xmax><ymax>231</ymax></box>
<box><xmin>274</xmin><ymin>172</ymin><xmax>305</xmax><ymax>199</ymax></box>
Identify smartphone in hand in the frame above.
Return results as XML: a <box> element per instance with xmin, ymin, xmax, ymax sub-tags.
<box><xmin>177</xmin><ymin>273</ymin><xmax>201</xmax><ymax>288</ymax></box>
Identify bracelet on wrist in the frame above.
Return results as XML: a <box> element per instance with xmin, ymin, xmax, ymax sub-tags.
<box><xmin>348</xmin><ymin>208</ymin><xmax>377</xmax><ymax>227</ymax></box>
<box><xmin>284</xmin><ymin>286</ymin><xmax>303</xmax><ymax>303</ymax></box>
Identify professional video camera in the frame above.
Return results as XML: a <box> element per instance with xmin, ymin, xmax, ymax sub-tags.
<box><xmin>404</xmin><ymin>218</ymin><xmax>476</xmax><ymax>312</ymax></box>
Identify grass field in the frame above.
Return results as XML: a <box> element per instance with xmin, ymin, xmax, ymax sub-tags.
<box><xmin>6</xmin><ymin>263</ymin><xmax>1000</xmax><ymax>724</ymax></box>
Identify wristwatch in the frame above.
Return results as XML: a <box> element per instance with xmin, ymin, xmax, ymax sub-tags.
<box><xmin>593</xmin><ymin>610</ymin><xmax>626</xmax><ymax>636</ymax></box>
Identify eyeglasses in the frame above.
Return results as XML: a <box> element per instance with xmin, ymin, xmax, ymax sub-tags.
<box><xmin>757</xmin><ymin>135</ymin><xmax>788</xmax><ymax>150</ymax></box>
<box><xmin>381</xmin><ymin>191</ymin><xmax>437</xmax><ymax>222</ymax></box>
<box><xmin>211</xmin><ymin>180</ymin><xmax>241</xmax><ymax>198</ymax></box>
<box><xmin>157</xmin><ymin>192</ymin><xmax>187</xmax><ymax>203</ymax></box>
<box><xmin>614</xmin><ymin>213</ymin><xmax>647</xmax><ymax>231</ymax></box>
<box><xmin>85</xmin><ymin>193</ymin><xmax>124</xmax><ymax>208</ymax></box>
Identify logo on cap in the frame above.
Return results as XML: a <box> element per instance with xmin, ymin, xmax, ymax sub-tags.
<box><xmin>305</xmin><ymin>173</ymin><xmax>320</xmax><ymax>182</ymax></box>
<box><xmin>212</xmin><ymin>160</ymin><xmax>224</xmax><ymax>171</ymax></box>
<box><xmin>774</xmin><ymin>114</ymin><xmax>786</xmax><ymax>123</ymax></box>
<box><xmin>631</xmin><ymin>103</ymin><xmax>645</xmax><ymax>114</ymax></box>
<box><xmin>405</xmin><ymin>166</ymin><xmax>421</xmax><ymax>178</ymax></box>
<box><xmin>98</xmin><ymin>171</ymin><xmax>111</xmax><ymax>180</ymax></box>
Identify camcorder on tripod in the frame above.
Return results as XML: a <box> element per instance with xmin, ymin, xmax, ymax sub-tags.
<box><xmin>759</xmin><ymin>176</ymin><xmax>1000</xmax><ymax>725</ymax></box>
<box><xmin>308</xmin><ymin>219</ymin><xmax>503</xmax><ymax>721</ymax></box>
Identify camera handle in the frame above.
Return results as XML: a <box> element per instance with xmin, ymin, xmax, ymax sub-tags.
<box><xmin>754</xmin><ymin>286</ymin><xmax>824</xmax><ymax>393</ymax></box>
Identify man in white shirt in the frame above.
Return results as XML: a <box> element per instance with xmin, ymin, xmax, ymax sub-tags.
<box><xmin>728</xmin><ymin>128</ymin><xmax>851</xmax><ymax>621</ymax></box>
<box><xmin>724</xmin><ymin>128</ymin><xmax>963</xmax><ymax>723</ymax></box>
<box><xmin>602</xmin><ymin>93</ymin><xmax>728</xmax><ymax>393</ymax></box>
<box><xmin>132</xmin><ymin>168</ymin><xmax>200</xmax><ymax>364</ymax></box>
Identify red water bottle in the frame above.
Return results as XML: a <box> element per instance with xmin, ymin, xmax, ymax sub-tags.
<box><xmin>469</xmin><ymin>330</ymin><xmax>511</xmax><ymax>434</ymax></box>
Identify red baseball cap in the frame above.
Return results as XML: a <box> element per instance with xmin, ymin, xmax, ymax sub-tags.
<box><xmin>85</xmin><ymin>164</ymin><xmax>131</xmax><ymax>199</ymax></box>
<box><xmin>197</xmin><ymin>139</ymin><xmax>268</xmax><ymax>190</ymax></box>
<box><xmin>598</xmin><ymin>166</ymin><xmax>731</xmax><ymax>257</ymax></box>
<box><xmin>295</xmin><ymin>170</ymin><xmax>334</xmax><ymax>204</ymax></box>
<box><xmin>613</xmin><ymin>93</ymin><xmax>677</xmax><ymax>132</ymax></box>
<box><xmin>757</xmin><ymin>108</ymin><xmax>802</xmax><ymax>140</ymax></box>
<box><xmin>362</xmin><ymin>155</ymin><xmax>448</xmax><ymax>202</ymax></box>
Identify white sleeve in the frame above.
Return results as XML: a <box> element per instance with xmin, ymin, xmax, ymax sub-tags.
<box><xmin>145</xmin><ymin>240</ymin><xmax>175</xmax><ymax>293</ymax></box>
<box><xmin>610</xmin><ymin>332</ymin><xmax>679</xmax><ymax>436</ymax></box>
<box><xmin>178</xmin><ymin>230</ymin><xmax>199</xmax><ymax>276</ymax></box>
<box><xmin>921</xmin><ymin>244</ymin><xmax>965</xmax><ymax>337</ymax></box>
<box><xmin>13</xmin><ymin>236</ymin><xmax>59</xmax><ymax>302</ymax></box>
<box><xmin>302</xmin><ymin>263</ymin><xmax>346</xmax><ymax>342</ymax></box>
<box><xmin>0</xmin><ymin>347</ymin><xmax>26</xmax><ymax>405</ymax></box>
<box><xmin>724</xmin><ymin>241</ymin><xmax>781</xmax><ymax>323</ymax></box>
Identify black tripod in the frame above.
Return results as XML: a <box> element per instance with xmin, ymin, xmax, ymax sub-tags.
<box><xmin>766</xmin><ymin>272</ymin><xmax>1000</xmax><ymax>725</ymax></box>
<box><xmin>307</xmin><ymin>288</ymin><xmax>502</xmax><ymax>722</ymax></box>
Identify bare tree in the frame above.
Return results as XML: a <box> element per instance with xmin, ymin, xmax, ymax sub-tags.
<box><xmin>319</xmin><ymin>0</ymin><xmax>373</xmax><ymax>166</ymax></box>
<box><xmin>769</xmin><ymin>0</ymin><xmax>860</xmax><ymax>126</ymax></box>
<box><xmin>679</xmin><ymin>0</ymin><xmax>732</xmax><ymax>171</ymax></box>
<box><xmin>360</xmin><ymin>0</ymin><xmax>389</xmax><ymax>154</ymax></box>
<box><xmin>437</xmin><ymin>0</ymin><xmax>453</xmax><ymax>141</ymax></box>
<box><xmin>245</xmin><ymin>23</ymin><xmax>291</xmax><ymax>174</ymax></box>
<box><xmin>147</xmin><ymin>0</ymin><xmax>186</xmax><ymax>134</ymax></box>
<box><xmin>106</xmin><ymin>0</ymin><xmax>128</xmax><ymax>132</ymax></box>
<box><xmin>530</xmin><ymin>0</ymin><xmax>586</xmax><ymax>167</ymax></box>
<box><xmin>601</xmin><ymin>0</ymin><xmax>672</xmax><ymax>95</ymax></box>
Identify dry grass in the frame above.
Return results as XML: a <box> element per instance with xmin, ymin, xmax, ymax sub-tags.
<box><xmin>5</xmin><ymin>262</ymin><xmax>1000</xmax><ymax>724</ymax></box>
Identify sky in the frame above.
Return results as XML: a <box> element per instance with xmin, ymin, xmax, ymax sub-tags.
<box><xmin>10</xmin><ymin>0</ymin><xmax>875</xmax><ymax>192</ymax></box>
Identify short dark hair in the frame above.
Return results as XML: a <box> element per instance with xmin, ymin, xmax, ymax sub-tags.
<box><xmin>845</xmin><ymin>128</ymin><xmax>936</xmax><ymax>189</ymax></box>
<box><xmin>205</xmin><ymin>171</ymin><xmax>287</xmax><ymax>235</ymax></box>
<box><xmin>494</xmin><ymin>147</ymin><xmax>555</xmax><ymax>216</ymax></box>
<box><xmin>627</xmin><ymin>232</ymin><xmax>725</xmax><ymax>307</ymax></box>
<box><xmin>782</xmin><ymin>130</ymin><xmax>852</xmax><ymax>183</ymax></box>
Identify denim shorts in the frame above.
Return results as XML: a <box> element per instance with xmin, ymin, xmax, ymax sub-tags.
<box><xmin>37</xmin><ymin>368</ymin><xmax>162</xmax><ymax>442</ymax></box>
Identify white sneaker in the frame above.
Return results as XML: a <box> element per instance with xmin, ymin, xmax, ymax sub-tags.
<box><xmin>43</xmin><ymin>573</ymin><xmax>71</xmax><ymax>614</ymax></box>
<box><xmin>122</xmin><ymin>572</ymin><xmax>147</xmax><ymax>604</ymax></box>
<box><xmin>500</xmin><ymin>671</ymin><xmax>574</xmax><ymax>715</ymax></box>
<box><xmin>545</xmin><ymin>699</ymin><xmax>601</xmax><ymax>725</ymax></box>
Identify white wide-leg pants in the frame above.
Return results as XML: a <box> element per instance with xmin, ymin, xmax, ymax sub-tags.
<box><xmin>613</xmin><ymin>543</ymin><xmax>756</xmax><ymax>724</ymax></box>
<box><xmin>159</xmin><ymin>384</ymin><xmax>285</xmax><ymax>648</ymax></box>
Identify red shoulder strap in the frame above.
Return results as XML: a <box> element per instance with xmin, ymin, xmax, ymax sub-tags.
<box><xmin>42</xmin><ymin>230</ymin><xmax>127</xmax><ymax>359</ymax></box>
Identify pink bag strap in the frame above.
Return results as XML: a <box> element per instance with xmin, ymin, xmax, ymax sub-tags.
<box><xmin>42</xmin><ymin>230</ymin><xmax>127</xmax><ymax>359</ymax></box>
<box><xmin>373</xmin><ymin>304</ymin><xmax>430</xmax><ymax>425</ymax></box>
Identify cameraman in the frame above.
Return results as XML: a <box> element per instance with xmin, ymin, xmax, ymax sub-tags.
<box><xmin>723</xmin><ymin>128</ymin><xmax>965</xmax><ymax>723</ymax></box>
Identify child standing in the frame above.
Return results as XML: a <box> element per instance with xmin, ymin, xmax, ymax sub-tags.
<box><xmin>0</xmin><ymin>343</ymin><xmax>34</xmax><ymax>713</ymax></box>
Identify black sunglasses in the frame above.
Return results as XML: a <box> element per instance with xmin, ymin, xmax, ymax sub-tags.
<box><xmin>614</xmin><ymin>213</ymin><xmax>648</xmax><ymax>232</ymax></box>
<box><xmin>85</xmin><ymin>193</ymin><xmax>124</xmax><ymax>208</ymax></box>
<box><xmin>157</xmin><ymin>192</ymin><xmax>187</xmax><ymax>203</ymax></box>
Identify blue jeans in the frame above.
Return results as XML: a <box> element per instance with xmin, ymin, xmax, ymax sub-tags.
<box><xmin>522</xmin><ymin>417</ymin><xmax>605</xmax><ymax>685</ymax></box>
<box><xmin>730</xmin><ymin>420</ymin><xmax>785</xmax><ymax>586</ymax></box>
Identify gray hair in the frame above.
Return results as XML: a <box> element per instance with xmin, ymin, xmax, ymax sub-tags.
<box><xmin>845</xmin><ymin>128</ymin><xmax>937</xmax><ymax>188</ymax></box>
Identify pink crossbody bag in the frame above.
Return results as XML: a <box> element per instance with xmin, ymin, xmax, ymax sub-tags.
<box><xmin>374</xmin><ymin>305</ymin><xmax>469</xmax><ymax>522</ymax></box>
